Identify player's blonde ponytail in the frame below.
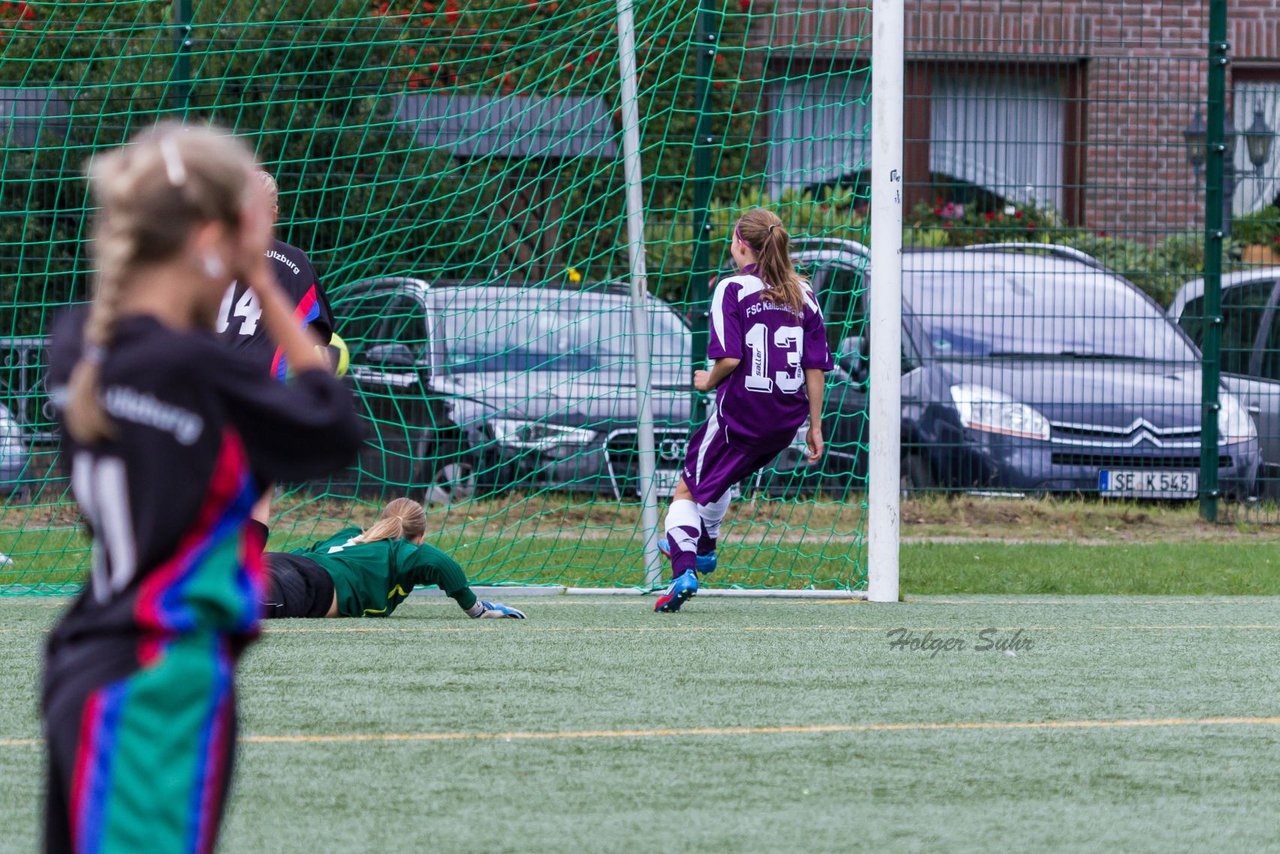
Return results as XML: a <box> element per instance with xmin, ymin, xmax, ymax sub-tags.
<box><xmin>355</xmin><ymin>498</ymin><xmax>427</xmax><ymax>544</ymax></box>
<box><xmin>734</xmin><ymin>207</ymin><xmax>806</xmax><ymax>316</ymax></box>
<box><xmin>64</xmin><ymin>123</ymin><xmax>257</xmax><ymax>445</ymax></box>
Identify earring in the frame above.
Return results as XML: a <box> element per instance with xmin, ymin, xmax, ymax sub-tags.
<box><xmin>201</xmin><ymin>253</ymin><xmax>227</xmax><ymax>279</ymax></box>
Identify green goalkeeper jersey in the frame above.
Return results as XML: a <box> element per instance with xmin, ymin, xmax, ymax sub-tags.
<box><xmin>291</xmin><ymin>527</ymin><xmax>473</xmax><ymax>617</ymax></box>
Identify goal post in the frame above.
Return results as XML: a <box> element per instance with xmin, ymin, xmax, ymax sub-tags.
<box><xmin>867</xmin><ymin>0</ymin><xmax>904</xmax><ymax>603</ymax></box>
<box><xmin>0</xmin><ymin>0</ymin><xmax>895</xmax><ymax>598</ymax></box>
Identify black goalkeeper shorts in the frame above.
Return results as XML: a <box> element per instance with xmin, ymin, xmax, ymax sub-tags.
<box><xmin>263</xmin><ymin>553</ymin><xmax>335</xmax><ymax>619</ymax></box>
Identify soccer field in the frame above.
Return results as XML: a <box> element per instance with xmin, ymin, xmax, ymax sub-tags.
<box><xmin>2</xmin><ymin>596</ymin><xmax>1279</xmax><ymax>852</ymax></box>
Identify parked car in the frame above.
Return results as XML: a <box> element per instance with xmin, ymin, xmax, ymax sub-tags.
<box><xmin>0</xmin><ymin>402</ymin><xmax>28</xmax><ymax>495</ymax></box>
<box><xmin>327</xmin><ymin>279</ymin><xmax>696</xmax><ymax>502</ymax></box>
<box><xmin>1169</xmin><ymin>268</ymin><xmax>1280</xmax><ymax>495</ymax></box>
<box><xmin>793</xmin><ymin>240</ymin><xmax>1260</xmax><ymax>499</ymax></box>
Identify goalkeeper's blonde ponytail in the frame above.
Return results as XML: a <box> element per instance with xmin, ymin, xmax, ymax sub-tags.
<box><xmin>355</xmin><ymin>498</ymin><xmax>427</xmax><ymax>544</ymax></box>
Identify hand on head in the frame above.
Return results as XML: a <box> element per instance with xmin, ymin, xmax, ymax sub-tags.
<box><xmin>235</xmin><ymin>176</ymin><xmax>275</xmax><ymax>286</ymax></box>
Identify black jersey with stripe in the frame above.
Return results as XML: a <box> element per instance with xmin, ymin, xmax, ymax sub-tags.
<box><xmin>44</xmin><ymin>307</ymin><xmax>363</xmax><ymax>675</ymax></box>
<box><xmin>216</xmin><ymin>239</ymin><xmax>336</xmax><ymax>380</ymax></box>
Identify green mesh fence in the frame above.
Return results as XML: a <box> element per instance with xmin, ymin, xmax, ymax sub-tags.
<box><xmin>0</xmin><ymin>0</ymin><xmax>872</xmax><ymax>592</ymax></box>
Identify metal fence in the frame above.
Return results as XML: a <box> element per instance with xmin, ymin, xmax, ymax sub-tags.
<box><xmin>874</xmin><ymin>0</ymin><xmax>1275</xmax><ymax>520</ymax></box>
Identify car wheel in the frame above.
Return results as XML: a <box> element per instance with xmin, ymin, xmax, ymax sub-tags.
<box><xmin>900</xmin><ymin>454</ymin><xmax>934</xmax><ymax>496</ymax></box>
<box><xmin>416</xmin><ymin>436</ymin><xmax>479</xmax><ymax>505</ymax></box>
<box><xmin>423</xmin><ymin>460</ymin><xmax>477</xmax><ymax>505</ymax></box>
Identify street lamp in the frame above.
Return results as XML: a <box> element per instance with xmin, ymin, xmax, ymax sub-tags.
<box><xmin>1244</xmin><ymin>106</ymin><xmax>1275</xmax><ymax>177</ymax></box>
<box><xmin>1185</xmin><ymin>105</ymin><xmax>1275</xmax><ymax>236</ymax></box>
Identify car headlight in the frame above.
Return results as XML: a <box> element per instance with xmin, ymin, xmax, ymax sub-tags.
<box><xmin>489</xmin><ymin>418</ymin><xmax>598</xmax><ymax>451</ymax></box>
<box><xmin>1218</xmin><ymin>393</ymin><xmax>1257</xmax><ymax>445</ymax></box>
<box><xmin>950</xmin><ymin>384</ymin><xmax>1050</xmax><ymax>441</ymax></box>
<box><xmin>0</xmin><ymin>408</ymin><xmax>22</xmax><ymax>448</ymax></box>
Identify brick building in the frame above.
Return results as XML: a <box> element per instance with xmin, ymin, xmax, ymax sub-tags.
<box><xmin>761</xmin><ymin>0</ymin><xmax>1280</xmax><ymax>242</ymax></box>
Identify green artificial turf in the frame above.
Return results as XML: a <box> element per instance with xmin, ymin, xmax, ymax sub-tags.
<box><xmin>3</xmin><ymin>595</ymin><xmax>1280</xmax><ymax>851</ymax></box>
<box><xmin>6</xmin><ymin>535</ymin><xmax>1280</xmax><ymax>595</ymax></box>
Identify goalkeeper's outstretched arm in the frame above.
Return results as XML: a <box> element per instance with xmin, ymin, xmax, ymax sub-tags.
<box><xmin>405</xmin><ymin>540</ymin><xmax>525</xmax><ymax>619</ymax></box>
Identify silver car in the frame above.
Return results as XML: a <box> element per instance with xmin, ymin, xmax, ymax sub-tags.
<box><xmin>1170</xmin><ymin>267</ymin><xmax>1280</xmax><ymax>495</ymax></box>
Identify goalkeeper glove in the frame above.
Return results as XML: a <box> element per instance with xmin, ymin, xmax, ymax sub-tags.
<box><xmin>470</xmin><ymin>600</ymin><xmax>526</xmax><ymax>619</ymax></box>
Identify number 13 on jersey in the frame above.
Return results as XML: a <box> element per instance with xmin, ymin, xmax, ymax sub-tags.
<box><xmin>744</xmin><ymin>323</ymin><xmax>804</xmax><ymax>394</ymax></box>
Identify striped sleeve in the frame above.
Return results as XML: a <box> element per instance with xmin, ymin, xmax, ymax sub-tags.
<box><xmin>708</xmin><ymin>278</ymin><xmax>742</xmax><ymax>360</ymax></box>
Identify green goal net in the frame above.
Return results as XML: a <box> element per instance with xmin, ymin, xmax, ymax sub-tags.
<box><xmin>0</xmin><ymin>0</ymin><xmax>871</xmax><ymax>593</ymax></box>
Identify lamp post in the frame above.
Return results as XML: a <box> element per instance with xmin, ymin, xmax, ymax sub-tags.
<box><xmin>1185</xmin><ymin>105</ymin><xmax>1275</xmax><ymax>237</ymax></box>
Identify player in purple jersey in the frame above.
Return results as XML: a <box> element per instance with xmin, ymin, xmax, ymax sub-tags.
<box><xmin>654</xmin><ymin>207</ymin><xmax>832</xmax><ymax>613</ymax></box>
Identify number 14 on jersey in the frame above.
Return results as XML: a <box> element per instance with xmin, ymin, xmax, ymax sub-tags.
<box><xmin>216</xmin><ymin>285</ymin><xmax>262</xmax><ymax>336</ymax></box>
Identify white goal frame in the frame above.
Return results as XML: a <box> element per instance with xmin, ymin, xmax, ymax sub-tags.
<box><xmin>609</xmin><ymin>0</ymin><xmax>903</xmax><ymax>602</ymax></box>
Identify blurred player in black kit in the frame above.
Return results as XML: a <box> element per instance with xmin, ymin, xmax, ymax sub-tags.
<box><xmin>215</xmin><ymin>170</ymin><xmax>342</xmax><ymax>540</ymax></box>
<box><xmin>42</xmin><ymin>123</ymin><xmax>363</xmax><ymax>853</ymax></box>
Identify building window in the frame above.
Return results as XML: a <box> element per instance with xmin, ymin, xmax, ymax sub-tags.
<box><xmin>928</xmin><ymin>73</ymin><xmax>1066</xmax><ymax>212</ymax></box>
<box><xmin>765</xmin><ymin>70</ymin><xmax>871</xmax><ymax>199</ymax></box>
<box><xmin>766</xmin><ymin>64</ymin><xmax>1076</xmax><ymax>218</ymax></box>
<box><xmin>1232</xmin><ymin>79</ymin><xmax>1280</xmax><ymax>217</ymax></box>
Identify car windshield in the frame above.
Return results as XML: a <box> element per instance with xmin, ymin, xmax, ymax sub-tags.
<box><xmin>435</xmin><ymin>291</ymin><xmax>690</xmax><ymax>383</ymax></box>
<box><xmin>905</xmin><ymin>268</ymin><xmax>1198</xmax><ymax>361</ymax></box>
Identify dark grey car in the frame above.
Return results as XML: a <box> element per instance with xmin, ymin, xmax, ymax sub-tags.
<box><xmin>328</xmin><ymin>280</ymin><xmax>694</xmax><ymax>502</ymax></box>
<box><xmin>797</xmin><ymin>240</ymin><xmax>1260</xmax><ymax>499</ymax></box>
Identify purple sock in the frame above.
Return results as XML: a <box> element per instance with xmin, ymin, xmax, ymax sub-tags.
<box><xmin>665</xmin><ymin>499</ymin><xmax>701</xmax><ymax>580</ymax></box>
<box><xmin>670</xmin><ymin>525</ymin><xmax>699</xmax><ymax>579</ymax></box>
<box><xmin>696</xmin><ymin>531</ymin><xmax>717</xmax><ymax>556</ymax></box>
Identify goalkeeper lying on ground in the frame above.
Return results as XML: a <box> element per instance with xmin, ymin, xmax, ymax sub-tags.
<box><xmin>262</xmin><ymin>498</ymin><xmax>525</xmax><ymax>620</ymax></box>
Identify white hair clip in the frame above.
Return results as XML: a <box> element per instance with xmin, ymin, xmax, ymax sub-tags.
<box><xmin>160</xmin><ymin>136</ymin><xmax>187</xmax><ymax>187</ymax></box>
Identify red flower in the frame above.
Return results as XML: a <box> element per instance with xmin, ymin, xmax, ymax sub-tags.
<box><xmin>1014</xmin><ymin>210</ymin><xmax>1023</xmax><ymax>219</ymax></box>
<box><xmin>585</xmin><ymin>50</ymin><xmax>600</xmax><ymax>65</ymax></box>
<box><xmin>738</xmin><ymin>0</ymin><xmax>751</xmax><ymax>10</ymax></box>
<box><xmin>1096</xmin><ymin>230</ymin><xmax>1106</xmax><ymax>237</ymax></box>
<box><xmin>932</xmin><ymin>207</ymin><xmax>943</xmax><ymax>215</ymax></box>
<box><xmin>984</xmin><ymin>212</ymin><xmax>996</xmax><ymax>221</ymax></box>
<box><xmin>445</xmin><ymin>0</ymin><xmax>459</xmax><ymax>22</ymax></box>
<box><xmin>563</xmin><ymin>62</ymin><xmax>576</xmax><ymax>72</ymax></box>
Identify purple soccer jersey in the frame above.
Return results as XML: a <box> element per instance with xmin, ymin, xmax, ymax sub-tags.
<box><xmin>707</xmin><ymin>271</ymin><xmax>833</xmax><ymax>447</ymax></box>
